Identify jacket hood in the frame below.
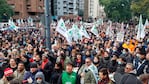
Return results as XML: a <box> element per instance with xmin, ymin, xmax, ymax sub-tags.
<box><xmin>35</xmin><ymin>72</ymin><xmax>45</xmax><ymax>81</ymax></box>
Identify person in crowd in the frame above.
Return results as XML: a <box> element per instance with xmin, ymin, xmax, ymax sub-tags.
<box><xmin>23</xmin><ymin>62</ymin><xmax>39</xmax><ymax>84</ymax></box>
<box><xmin>119</xmin><ymin>63</ymin><xmax>142</xmax><ymax>84</ymax></box>
<box><xmin>78</xmin><ymin>57</ymin><xmax>99</xmax><ymax>84</ymax></box>
<box><xmin>58</xmin><ymin>62</ymin><xmax>80</xmax><ymax>84</ymax></box>
<box><xmin>100</xmin><ymin>51</ymin><xmax>111</xmax><ymax>68</ymax></box>
<box><xmin>114</xmin><ymin>56</ymin><xmax>127</xmax><ymax>84</ymax></box>
<box><xmin>133</xmin><ymin>47</ymin><xmax>148</xmax><ymax>76</ymax></box>
<box><xmin>34</xmin><ymin>54</ymin><xmax>41</xmax><ymax>64</ymax></box>
<box><xmin>41</xmin><ymin>54</ymin><xmax>53</xmax><ymax>82</ymax></box>
<box><xmin>50</xmin><ymin>62</ymin><xmax>63</xmax><ymax>84</ymax></box>
<box><xmin>70</xmin><ymin>49</ymin><xmax>77</xmax><ymax>63</ymax></box>
<box><xmin>8</xmin><ymin>58</ymin><xmax>17</xmax><ymax>71</ymax></box>
<box><xmin>139</xmin><ymin>74</ymin><xmax>149</xmax><ymax>84</ymax></box>
<box><xmin>82</xmin><ymin>50</ymin><xmax>94</xmax><ymax>62</ymax></box>
<box><xmin>0</xmin><ymin>68</ymin><xmax>14</xmax><ymax>84</ymax></box>
<box><xmin>20</xmin><ymin>54</ymin><xmax>30</xmax><ymax>71</ymax></box>
<box><xmin>93</xmin><ymin>56</ymin><xmax>103</xmax><ymax>71</ymax></box>
<box><xmin>73</xmin><ymin>52</ymin><xmax>83</xmax><ymax>68</ymax></box>
<box><xmin>34</xmin><ymin>72</ymin><xmax>49</xmax><ymax>84</ymax></box>
<box><xmin>56</xmin><ymin>49</ymin><xmax>71</xmax><ymax>69</ymax></box>
<box><xmin>98</xmin><ymin>68</ymin><xmax>115</xmax><ymax>84</ymax></box>
<box><xmin>13</xmin><ymin>62</ymin><xmax>26</xmax><ymax>82</ymax></box>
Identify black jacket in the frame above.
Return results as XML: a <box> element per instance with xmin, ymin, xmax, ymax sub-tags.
<box><xmin>119</xmin><ymin>73</ymin><xmax>142</xmax><ymax>84</ymax></box>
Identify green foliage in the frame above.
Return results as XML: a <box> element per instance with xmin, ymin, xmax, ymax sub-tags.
<box><xmin>131</xmin><ymin>0</ymin><xmax>149</xmax><ymax>18</ymax></box>
<box><xmin>99</xmin><ymin>0</ymin><xmax>132</xmax><ymax>22</ymax></box>
<box><xmin>0</xmin><ymin>0</ymin><xmax>14</xmax><ymax>22</ymax></box>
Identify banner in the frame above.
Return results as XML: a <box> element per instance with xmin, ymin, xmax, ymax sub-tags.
<box><xmin>56</xmin><ymin>18</ymin><xmax>67</xmax><ymax>37</ymax></box>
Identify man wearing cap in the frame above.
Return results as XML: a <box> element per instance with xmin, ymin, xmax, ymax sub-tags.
<box><xmin>41</xmin><ymin>54</ymin><xmax>53</xmax><ymax>82</ymax></box>
<box><xmin>0</xmin><ymin>68</ymin><xmax>14</xmax><ymax>84</ymax></box>
<box><xmin>58</xmin><ymin>62</ymin><xmax>80</xmax><ymax>84</ymax></box>
<box><xmin>23</xmin><ymin>62</ymin><xmax>39</xmax><ymax>84</ymax></box>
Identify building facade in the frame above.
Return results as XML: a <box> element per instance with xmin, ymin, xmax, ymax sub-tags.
<box><xmin>55</xmin><ymin>0</ymin><xmax>79</xmax><ymax>16</ymax></box>
<box><xmin>7</xmin><ymin>0</ymin><xmax>44</xmax><ymax>19</ymax></box>
<box><xmin>83</xmin><ymin>0</ymin><xmax>105</xmax><ymax>20</ymax></box>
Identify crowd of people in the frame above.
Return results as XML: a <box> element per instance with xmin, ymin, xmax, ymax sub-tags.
<box><xmin>0</xmin><ymin>18</ymin><xmax>149</xmax><ymax>84</ymax></box>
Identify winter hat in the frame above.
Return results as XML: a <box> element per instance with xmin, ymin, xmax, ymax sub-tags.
<box><xmin>30</xmin><ymin>62</ymin><xmax>38</xmax><ymax>68</ymax></box>
<box><xmin>4</xmin><ymin>68</ymin><xmax>13</xmax><ymax>76</ymax></box>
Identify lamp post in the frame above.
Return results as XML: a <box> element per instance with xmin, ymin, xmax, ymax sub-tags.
<box><xmin>44</xmin><ymin>0</ymin><xmax>51</xmax><ymax>50</ymax></box>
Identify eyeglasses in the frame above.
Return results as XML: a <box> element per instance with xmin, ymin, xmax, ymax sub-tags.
<box><xmin>125</xmin><ymin>67</ymin><xmax>130</xmax><ymax>69</ymax></box>
<box><xmin>85</xmin><ymin>61</ymin><xmax>90</xmax><ymax>63</ymax></box>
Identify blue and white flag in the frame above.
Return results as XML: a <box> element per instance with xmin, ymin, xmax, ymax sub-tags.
<box><xmin>8</xmin><ymin>19</ymin><xmax>18</xmax><ymax>31</ymax></box>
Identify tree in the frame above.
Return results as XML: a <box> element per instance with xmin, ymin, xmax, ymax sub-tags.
<box><xmin>131</xmin><ymin>0</ymin><xmax>149</xmax><ymax>19</ymax></box>
<box><xmin>99</xmin><ymin>0</ymin><xmax>132</xmax><ymax>22</ymax></box>
<box><xmin>0</xmin><ymin>0</ymin><xmax>14</xmax><ymax>22</ymax></box>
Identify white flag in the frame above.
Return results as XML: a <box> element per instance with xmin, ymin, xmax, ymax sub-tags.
<box><xmin>66</xmin><ymin>28</ymin><xmax>73</xmax><ymax>43</ymax></box>
<box><xmin>144</xmin><ymin>19</ymin><xmax>149</xmax><ymax>28</ymax></box>
<box><xmin>91</xmin><ymin>25</ymin><xmax>98</xmax><ymax>36</ymax></box>
<box><xmin>16</xmin><ymin>19</ymin><xmax>21</xmax><ymax>26</ymax></box>
<box><xmin>72</xmin><ymin>24</ymin><xmax>82</xmax><ymax>41</ymax></box>
<box><xmin>79</xmin><ymin>25</ymin><xmax>90</xmax><ymax>39</ymax></box>
<box><xmin>116</xmin><ymin>32</ymin><xmax>124</xmax><ymax>42</ymax></box>
<box><xmin>136</xmin><ymin>15</ymin><xmax>145</xmax><ymax>40</ymax></box>
<box><xmin>97</xmin><ymin>18</ymin><xmax>103</xmax><ymax>26</ymax></box>
<box><xmin>8</xmin><ymin>19</ymin><xmax>18</xmax><ymax>31</ymax></box>
<box><xmin>56</xmin><ymin>18</ymin><xmax>67</xmax><ymax>37</ymax></box>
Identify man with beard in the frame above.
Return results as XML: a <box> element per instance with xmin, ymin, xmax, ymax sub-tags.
<box><xmin>0</xmin><ymin>68</ymin><xmax>14</xmax><ymax>84</ymax></box>
<box><xmin>13</xmin><ymin>62</ymin><xmax>26</xmax><ymax>82</ymax></box>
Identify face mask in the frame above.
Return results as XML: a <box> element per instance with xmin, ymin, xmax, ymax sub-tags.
<box><xmin>118</xmin><ymin>61</ymin><xmax>122</xmax><ymax>65</ymax></box>
<box><xmin>122</xmin><ymin>51</ymin><xmax>126</xmax><ymax>54</ymax></box>
<box><xmin>36</xmin><ymin>79</ymin><xmax>42</xmax><ymax>84</ymax></box>
<box><xmin>104</xmin><ymin>57</ymin><xmax>110</xmax><ymax>60</ymax></box>
<box><xmin>6</xmin><ymin>76</ymin><xmax>13</xmax><ymax>81</ymax></box>
<box><xmin>136</xmin><ymin>54</ymin><xmax>140</xmax><ymax>58</ymax></box>
<box><xmin>93</xmin><ymin>61</ymin><xmax>99</xmax><ymax>65</ymax></box>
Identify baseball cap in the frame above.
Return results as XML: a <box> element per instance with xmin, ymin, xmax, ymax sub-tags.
<box><xmin>4</xmin><ymin>68</ymin><xmax>13</xmax><ymax>77</ymax></box>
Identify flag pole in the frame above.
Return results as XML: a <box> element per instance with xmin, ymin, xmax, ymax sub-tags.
<box><xmin>44</xmin><ymin>0</ymin><xmax>51</xmax><ymax>50</ymax></box>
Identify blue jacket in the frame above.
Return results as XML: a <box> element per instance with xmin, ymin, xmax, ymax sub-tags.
<box><xmin>23</xmin><ymin>70</ymin><xmax>39</xmax><ymax>84</ymax></box>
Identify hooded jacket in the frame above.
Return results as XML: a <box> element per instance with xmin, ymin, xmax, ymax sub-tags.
<box><xmin>35</xmin><ymin>72</ymin><xmax>49</xmax><ymax>84</ymax></box>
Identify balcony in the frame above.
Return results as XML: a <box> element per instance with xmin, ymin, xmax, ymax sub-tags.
<box><xmin>69</xmin><ymin>0</ymin><xmax>73</xmax><ymax>4</ymax></box>
<box><xmin>68</xmin><ymin>5</ymin><xmax>73</xmax><ymax>9</ymax></box>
